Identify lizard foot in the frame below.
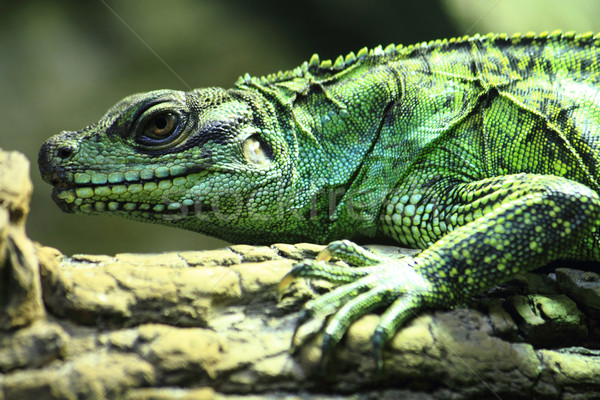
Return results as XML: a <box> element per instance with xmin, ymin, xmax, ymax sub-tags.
<box><xmin>279</xmin><ymin>240</ymin><xmax>432</xmax><ymax>370</ymax></box>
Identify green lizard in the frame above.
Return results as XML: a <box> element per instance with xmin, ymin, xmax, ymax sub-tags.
<box><xmin>39</xmin><ymin>31</ymin><xmax>600</xmax><ymax>369</ymax></box>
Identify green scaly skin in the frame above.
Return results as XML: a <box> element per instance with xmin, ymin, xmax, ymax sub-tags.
<box><xmin>39</xmin><ymin>31</ymin><xmax>600</xmax><ymax>369</ymax></box>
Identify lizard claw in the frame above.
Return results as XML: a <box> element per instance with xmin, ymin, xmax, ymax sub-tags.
<box><xmin>316</xmin><ymin>247</ymin><xmax>332</xmax><ymax>262</ymax></box>
<box><xmin>277</xmin><ymin>273</ymin><xmax>297</xmax><ymax>301</ymax></box>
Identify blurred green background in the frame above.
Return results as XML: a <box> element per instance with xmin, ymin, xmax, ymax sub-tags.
<box><xmin>2</xmin><ymin>0</ymin><xmax>599</xmax><ymax>255</ymax></box>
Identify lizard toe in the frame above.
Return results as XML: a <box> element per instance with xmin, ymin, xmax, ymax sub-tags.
<box><xmin>317</xmin><ymin>239</ymin><xmax>384</xmax><ymax>266</ymax></box>
<box><xmin>320</xmin><ymin>285</ymin><xmax>395</xmax><ymax>368</ymax></box>
<box><xmin>372</xmin><ymin>292</ymin><xmax>424</xmax><ymax>370</ymax></box>
<box><xmin>279</xmin><ymin>259</ymin><xmax>372</xmax><ymax>298</ymax></box>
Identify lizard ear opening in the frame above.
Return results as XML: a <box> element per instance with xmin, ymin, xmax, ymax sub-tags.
<box><xmin>243</xmin><ymin>135</ymin><xmax>272</xmax><ymax>167</ymax></box>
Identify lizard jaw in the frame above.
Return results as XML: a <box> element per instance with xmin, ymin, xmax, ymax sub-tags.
<box><xmin>46</xmin><ymin>168</ymin><xmax>211</xmax><ymax>217</ymax></box>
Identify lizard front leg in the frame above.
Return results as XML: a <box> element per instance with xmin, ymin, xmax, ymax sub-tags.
<box><xmin>281</xmin><ymin>173</ymin><xmax>600</xmax><ymax>369</ymax></box>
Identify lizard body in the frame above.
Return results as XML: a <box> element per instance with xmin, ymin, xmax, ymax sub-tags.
<box><xmin>39</xmin><ymin>31</ymin><xmax>600</xmax><ymax>367</ymax></box>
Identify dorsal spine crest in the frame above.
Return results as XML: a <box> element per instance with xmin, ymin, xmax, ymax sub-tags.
<box><xmin>235</xmin><ymin>30</ymin><xmax>600</xmax><ymax>87</ymax></box>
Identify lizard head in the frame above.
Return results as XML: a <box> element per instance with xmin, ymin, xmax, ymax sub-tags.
<box><xmin>38</xmin><ymin>87</ymin><xmax>300</xmax><ymax>243</ymax></box>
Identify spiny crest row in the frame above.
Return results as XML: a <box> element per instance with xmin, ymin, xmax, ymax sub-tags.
<box><xmin>235</xmin><ymin>30</ymin><xmax>600</xmax><ymax>87</ymax></box>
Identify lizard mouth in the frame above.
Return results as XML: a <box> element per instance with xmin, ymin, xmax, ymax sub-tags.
<box><xmin>45</xmin><ymin>168</ymin><xmax>210</xmax><ymax>217</ymax></box>
<box><xmin>41</xmin><ymin>170</ymin><xmax>78</xmax><ymax>213</ymax></box>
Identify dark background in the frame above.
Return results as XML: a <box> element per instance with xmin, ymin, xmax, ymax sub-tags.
<box><xmin>2</xmin><ymin>0</ymin><xmax>598</xmax><ymax>255</ymax></box>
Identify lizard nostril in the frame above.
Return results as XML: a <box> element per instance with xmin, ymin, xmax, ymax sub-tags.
<box><xmin>56</xmin><ymin>145</ymin><xmax>74</xmax><ymax>159</ymax></box>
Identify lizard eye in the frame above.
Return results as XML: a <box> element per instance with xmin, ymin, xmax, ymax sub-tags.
<box><xmin>135</xmin><ymin>109</ymin><xmax>185</xmax><ymax>148</ymax></box>
<box><xmin>143</xmin><ymin>113</ymin><xmax>178</xmax><ymax>140</ymax></box>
